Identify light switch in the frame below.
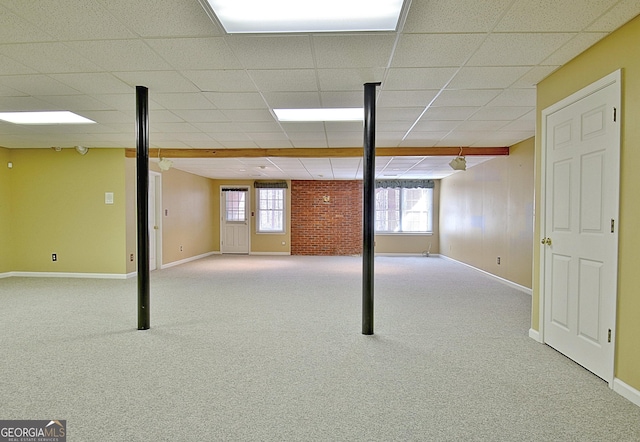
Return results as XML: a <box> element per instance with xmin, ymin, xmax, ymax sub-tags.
<box><xmin>105</xmin><ymin>192</ymin><xmax>114</xmax><ymax>205</ymax></box>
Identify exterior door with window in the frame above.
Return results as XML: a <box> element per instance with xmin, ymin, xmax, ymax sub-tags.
<box><xmin>221</xmin><ymin>187</ymin><xmax>249</xmax><ymax>254</ymax></box>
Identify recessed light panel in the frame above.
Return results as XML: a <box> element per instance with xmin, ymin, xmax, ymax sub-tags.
<box><xmin>275</xmin><ymin>108</ymin><xmax>363</xmax><ymax>121</ymax></box>
<box><xmin>0</xmin><ymin>111</ymin><xmax>96</xmax><ymax>125</ymax></box>
<box><xmin>204</xmin><ymin>0</ymin><xmax>405</xmax><ymax>33</ymax></box>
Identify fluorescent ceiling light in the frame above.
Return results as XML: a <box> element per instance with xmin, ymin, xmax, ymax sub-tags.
<box><xmin>0</xmin><ymin>111</ymin><xmax>96</xmax><ymax>125</ymax></box>
<box><xmin>204</xmin><ymin>0</ymin><xmax>405</xmax><ymax>33</ymax></box>
<box><xmin>275</xmin><ymin>108</ymin><xmax>363</xmax><ymax>122</ymax></box>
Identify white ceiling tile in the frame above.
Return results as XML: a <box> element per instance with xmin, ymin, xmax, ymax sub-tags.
<box><xmin>434</xmin><ymin>89</ymin><xmax>502</xmax><ymax>107</ymax></box>
<box><xmin>495</xmin><ymin>0</ymin><xmax>615</xmax><ymax>32</ymax></box>
<box><xmin>66</xmin><ymin>40</ymin><xmax>173</xmax><ymax>71</ymax></box>
<box><xmin>0</xmin><ymin>42</ymin><xmax>100</xmax><ymax>73</ymax></box>
<box><xmin>448</xmin><ymin>66</ymin><xmax>531</xmax><ymax>89</ymax></box>
<box><xmin>422</xmin><ymin>106</ymin><xmax>480</xmax><ymax>120</ymax></box>
<box><xmin>170</xmin><ymin>109</ymin><xmax>227</xmax><ymax>122</ymax></box>
<box><xmin>455</xmin><ymin>120</ymin><xmax>509</xmax><ymax>131</ymax></box>
<box><xmin>319</xmin><ymin>91</ymin><xmax>363</xmax><ymax>108</ymax></box>
<box><xmin>248</xmin><ymin>69</ymin><xmax>318</xmax><ymax>92</ymax></box>
<box><xmin>377</xmin><ymin>90</ymin><xmax>439</xmax><ymax>108</ymax></box>
<box><xmin>38</xmin><ymin>95</ymin><xmax>115</xmax><ymax>111</ymax></box>
<box><xmin>587</xmin><ymin>0</ymin><xmax>640</xmax><ymax>31</ymax></box>
<box><xmin>403</xmin><ymin>0</ymin><xmax>513</xmax><ymax>32</ymax></box>
<box><xmin>377</xmin><ymin>107</ymin><xmax>425</xmax><ymax>122</ymax></box>
<box><xmin>542</xmin><ymin>33</ymin><xmax>608</xmax><ymax>65</ymax></box>
<box><xmin>146</xmin><ymin>38</ymin><xmax>241</xmax><ymax>70</ymax></box>
<box><xmin>113</xmin><ymin>71</ymin><xmax>200</xmax><ymax>93</ymax></box>
<box><xmin>280</xmin><ymin>122</ymin><xmax>325</xmax><ymax>133</ymax></box>
<box><xmin>102</xmin><ymin>0</ymin><xmax>222</xmax><ymax>37</ymax></box>
<box><xmin>411</xmin><ymin>120</ymin><xmax>460</xmax><ymax>131</ymax></box>
<box><xmin>262</xmin><ymin>92</ymin><xmax>321</xmax><ymax>109</ymax></box>
<box><xmin>392</xmin><ymin>34</ymin><xmax>482</xmax><ymax>67</ymax></box>
<box><xmin>317</xmin><ymin>68</ymin><xmax>386</xmax><ymax>91</ymax></box>
<box><xmin>204</xmin><ymin>92</ymin><xmax>267</xmax><ymax>109</ymax></box>
<box><xmin>0</xmin><ymin>75</ymin><xmax>83</xmax><ymax>96</ymax></box>
<box><xmin>487</xmin><ymin>89</ymin><xmax>537</xmax><ymax>107</ymax></box>
<box><xmin>181</xmin><ymin>70</ymin><xmax>257</xmax><ymax>92</ymax></box>
<box><xmin>226</xmin><ymin>35</ymin><xmax>314</xmax><ymax>69</ymax></box>
<box><xmin>222</xmin><ymin>109</ymin><xmax>275</xmax><ymax>122</ymax></box>
<box><xmin>312</xmin><ymin>34</ymin><xmax>396</xmax><ymax>68</ymax></box>
<box><xmin>151</xmin><ymin>93</ymin><xmax>216</xmax><ymax>110</ymax></box>
<box><xmin>511</xmin><ymin>66</ymin><xmax>560</xmax><ymax>87</ymax></box>
<box><xmin>324</xmin><ymin>122</ymin><xmax>363</xmax><ymax>132</ymax></box>
<box><xmin>384</xmin><ymin>68</ymin><xmax>458</xmax><ymax>90</ymax></box>
<box><xmin>2</xmin><ymin>0</ymin><xmax>137</xmax><ymax>40</ymax></box>
<box><xmin>0</xmin><ymin>54</ymin><xmax>37</xmax><ymax>75</ymax></box>
<box><xmin>500</xmin><ymin>118</ymin><xmax>536</xmax><ymax>132</ymax></box>
<box><xmin>470</xmin><ymin>106</ymin><xmax>533</xmax><ymax>120</ymax></box>
<box><xmin>467</xmin><ymin>33</ymin><xmax>575</xmax><ymax>66</ymax></box>
<box><xmin>50</xmin><ymin>73</ymin><xmax>132</xmax><ymax>94</ymax></box>
<box><xmin>0</xmin><ymin>5</ymin><xmax>53</xmax><ymax>43</ymax></box>
<box><xmin>238</xmin><ymin>122</ymin><xmax>283</xmax><ymax>132</ymax></box>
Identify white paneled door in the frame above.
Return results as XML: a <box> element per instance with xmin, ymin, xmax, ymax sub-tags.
<box><xmin>541</xmin><ymin>71</ymin><xmax>620</xmax><ymax>384</ymax></box>
<box><xmin>221</xmin><ymin>187</ymin><xmax>250</xmax><ymax>254</ymax></box>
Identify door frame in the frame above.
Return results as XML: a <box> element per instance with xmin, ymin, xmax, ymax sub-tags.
<box><xmin>220</xmin><ymin>185</ymin><xmax>251</xmax><ymax>254</ymax></box>
<box><xmin>149</xmin><ymin>171</ymin><xmax>163</xmax><ymax>270</ymax></box>
<box><xmin>538</xmin><ymin>69</ymin><xmax>621</xmax><ymax>386</ymax></box>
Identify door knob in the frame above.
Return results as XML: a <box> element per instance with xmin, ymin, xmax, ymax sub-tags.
<box><xmin>541</xmin><ymin>237</ymin><xmax>552</xmax><ymax>245</ymax></box>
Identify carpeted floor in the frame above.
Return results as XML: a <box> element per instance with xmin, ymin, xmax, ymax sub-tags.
<box><xmin>1</xmin><ymin>255</ymin><xmax>639</xmax><ymax>441</ymax></box>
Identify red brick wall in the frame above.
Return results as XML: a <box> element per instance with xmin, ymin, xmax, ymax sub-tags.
<box><xmin>291</xmin><ymin>180</ymin><xmax>362</xmax><ymax>255</ymax></box>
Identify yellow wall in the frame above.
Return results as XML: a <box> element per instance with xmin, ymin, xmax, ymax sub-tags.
<box><xmin>160</xmin><ymin>167</ymin><xmax>218</xmax><ymax>264</ymax></box>
<box><xmin>439</xmin><ymin>137</ymin><xmax>535</xmax><ymax>289</ymax></box>
<box><xmin>212</xmin><ymin>180</ymin><xmax>292</xmax><ymax>254</ymax></box>
<box><xmin>375</xmin><ymin>180</ymin><xmax>440</xmax><ymax>255</ymax></box>
<box><xmin>534</xmin><ymin>15</ymin><xmax>640</xmax><ymax>390</ymax></box>
<box><xmin>9</xmin><ymin>148</ymin><xmax>127</xmax><ymax>274</ymax></box>
<box><xmin>0</xmin><ymin>147</ymin><xmax>11</xmax><ymax>273</ymax></box>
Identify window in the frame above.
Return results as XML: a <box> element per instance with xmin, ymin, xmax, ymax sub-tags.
<box><xmin>224</xmin><ymin>190</ymin><xmax>247</xmax><ymax>222</ymax></box>
<box><xmin>375</xmin><ymin>187</ymin><xmax>433</xmax><ymax>233</ymax></box>
<box><xmin>257</xmin><ymin>188</ymin><xmax>285</xmax><ymax>233</ymax></box>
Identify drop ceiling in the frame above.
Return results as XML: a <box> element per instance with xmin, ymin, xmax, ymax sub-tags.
<box><xmin>0</xmin><ymin>0</ymin><xmax>638</xmax><ymax>180</ymax></box>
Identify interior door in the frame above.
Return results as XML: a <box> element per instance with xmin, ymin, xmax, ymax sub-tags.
<box><xmin>542</xmin><ymin>72</ymin><xmax>620</xmax><ymax>383</ymax></box>
<box><xmin>221</xmin><ymin>187</ymin><xmax>249</xmax><ymax>254</ymax></box>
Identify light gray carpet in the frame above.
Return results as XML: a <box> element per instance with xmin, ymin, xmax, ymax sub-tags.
<box><xmin>1</xmin><ymin>255</ymin><xmax>639</xmax><ymax>441</ymax></box>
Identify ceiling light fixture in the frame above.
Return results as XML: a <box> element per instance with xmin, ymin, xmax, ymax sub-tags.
<box><xmin>0</xmin><ymin>111</ymin><xmax>96</xmax><ymax>125</ymax></box>
<box><xmin>449</xmin><ymin>148</ymin><xmax>467</xmax><ymax>171</ymax></box>
<box><xmin>201</xmin><ymin>0</ymin><xmax>405</xmax><ymax>33</ymax></box>
<box><xmin>75</xmin><ymin>145</ymin><xmax>89</xmax><ymax>155</ymax></box>
<box><xmin>274</xmin><ymin>108</ymin><xmax>363</xmax><ymax>122</ymax></box>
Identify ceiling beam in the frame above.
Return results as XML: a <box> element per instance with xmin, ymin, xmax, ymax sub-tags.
<box><xmin>124</xmin><ymin>147</ymin><xmax>509</xmax><ymax>159</ymax></box>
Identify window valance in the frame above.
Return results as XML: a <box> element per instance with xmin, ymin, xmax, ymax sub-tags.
<box><xmin>254</xmin><ymin>181</ymin><xmax>288</xmax><ymax>189</ymax></box>
<box><xmin>375</xmin><ymin>179</ymin><xmax>434</xmax><ymax>189</ymax></box>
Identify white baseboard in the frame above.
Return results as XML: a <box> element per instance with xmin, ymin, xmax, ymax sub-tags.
<box><xmin>0</xmin><ymin>272</ymin><xmax>12</xmax><ymax>279</ymax></box>
<box><xmin>375</xmin><ymin>253</ymin><xmax>440</xmax><ymax>257</ymax></box>
<box><xmin>528</xmin><ymin>328</ymin><xmax>542</xmax><ymax>342</ymax></box>
<box><xmin>439</xmin><ymin>255</ymin><xmax>532</xmax><ymax>295</ymax></box>
<box><xmin>6</xmin><ymin>271</ymin><xmax>129</xmax><ymax>279</ymax></box>
<box><xmin>249</xmin><ymin>252</ymin><xmax>291</xmax><ymax>256</ymax></box>
<box><xmin>161</xmin><ymin>251</ymin><xmax>218</xmax><ymax>269</ymax></box>
<box><xmin>613</xmin><ymin>378</ymin><xmax>640</xmax><ymax>408</ymax></box>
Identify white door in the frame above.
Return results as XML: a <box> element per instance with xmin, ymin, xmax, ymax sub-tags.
<box><xmin>149</xmin><ymin>172</ymin><xmax>161</xmax><ymax>270</ymax></box>
<box><xmin>541</xmin><ymin>71</ymin><xmax>620</xmax><ymax>384</ymax></box>
<box><xmin>221</xmin><ymin>187</ymin><xmax>249</xmax><ymax>254</ymax></box>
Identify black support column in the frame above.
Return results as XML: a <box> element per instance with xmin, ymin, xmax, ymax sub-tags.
<box><xmin>362</xmin><ymin>82</ymin><xmax>381</xmax><ymax>335</ymax></box>
<box><xmin>136</xmin><ymin>86</ymin><xmax>150</xmax><ymax>330</ymax></box>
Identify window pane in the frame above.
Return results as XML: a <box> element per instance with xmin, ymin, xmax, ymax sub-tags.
<box><xmin>258</xmin><ymin>188</ymin><xmax>284</xmax><ymax>232</ymax></box>
<box><xmin>225</xmin><ymin>191</ymin><xmax>246</xmax><ymax>221</ymax></box>
<box><xmin>375</xmin><ymin>187</ymin><xmax>432</xmax><ymax>233</ymax></box>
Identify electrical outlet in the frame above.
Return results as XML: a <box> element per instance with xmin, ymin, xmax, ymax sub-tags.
<box><xmin>497</xmin><ymin>257</ymin><xmax>501</xmax><ymax>265</ymax></box>
<box><xmin>180</xmin><ymin>245</ymin><xmax>183</xmax><ymax>252</ymax></box>
<box><xmin>130</xmin><ymin>254</ymin><xmax>134</xmax><ymax>262</ymax></box>
<box><xmin>52</xmin><ymin>253</ymin><xmax>57</xmax><ymax>262</ymax></box>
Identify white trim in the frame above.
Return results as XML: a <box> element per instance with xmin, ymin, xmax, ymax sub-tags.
<box><xmin>613</xmin><ymin>378</ymin><xmax>640</xmax><ymax>408</ymax></box>
<box><xmin>439</xmin><ymin>255</ymin><xmax>532</xmax><ymax>295</ymax></box>
<box><xmin>125</xmin><ymin>271</ymin><xmax>137</xmax><ymax>279</ymax></box>
<box><xmin>0</xmin><ymin>272</ymin><xmax>13</xmax><ymax>279</ymax></box>
<box><xmin>161</xmin><ymin>251</ymin><xmax>218</xmax><ymax>269</ymax></box>
<box><xmin>529</xmin><ymin>328</ymin><xmax>542</xmax><ymax>343</ymax></box>
<box><xmin>249</xmin><ymin>252</ymin><xmax>291</xmax><ymax>256</ymax></box>
<box><xmin>149</xmin><ymin>171</ymin><xmax>163</xmax><ymax>272</ymax></box>
<box><xmin>5</xmin><ymin>271</ymin><xmax>129</xmax><ymax>279</ymax></box>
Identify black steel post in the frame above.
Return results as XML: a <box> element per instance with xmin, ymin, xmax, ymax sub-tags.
<box><xmin>362</xmin><ymin>82</ymin><xmax>381</xmax><ymax>335</ymax></box>
<box><xmin>136</xmin><ymin>86</ymin><xmax>150</xmax><ymax>330</ymax></box>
